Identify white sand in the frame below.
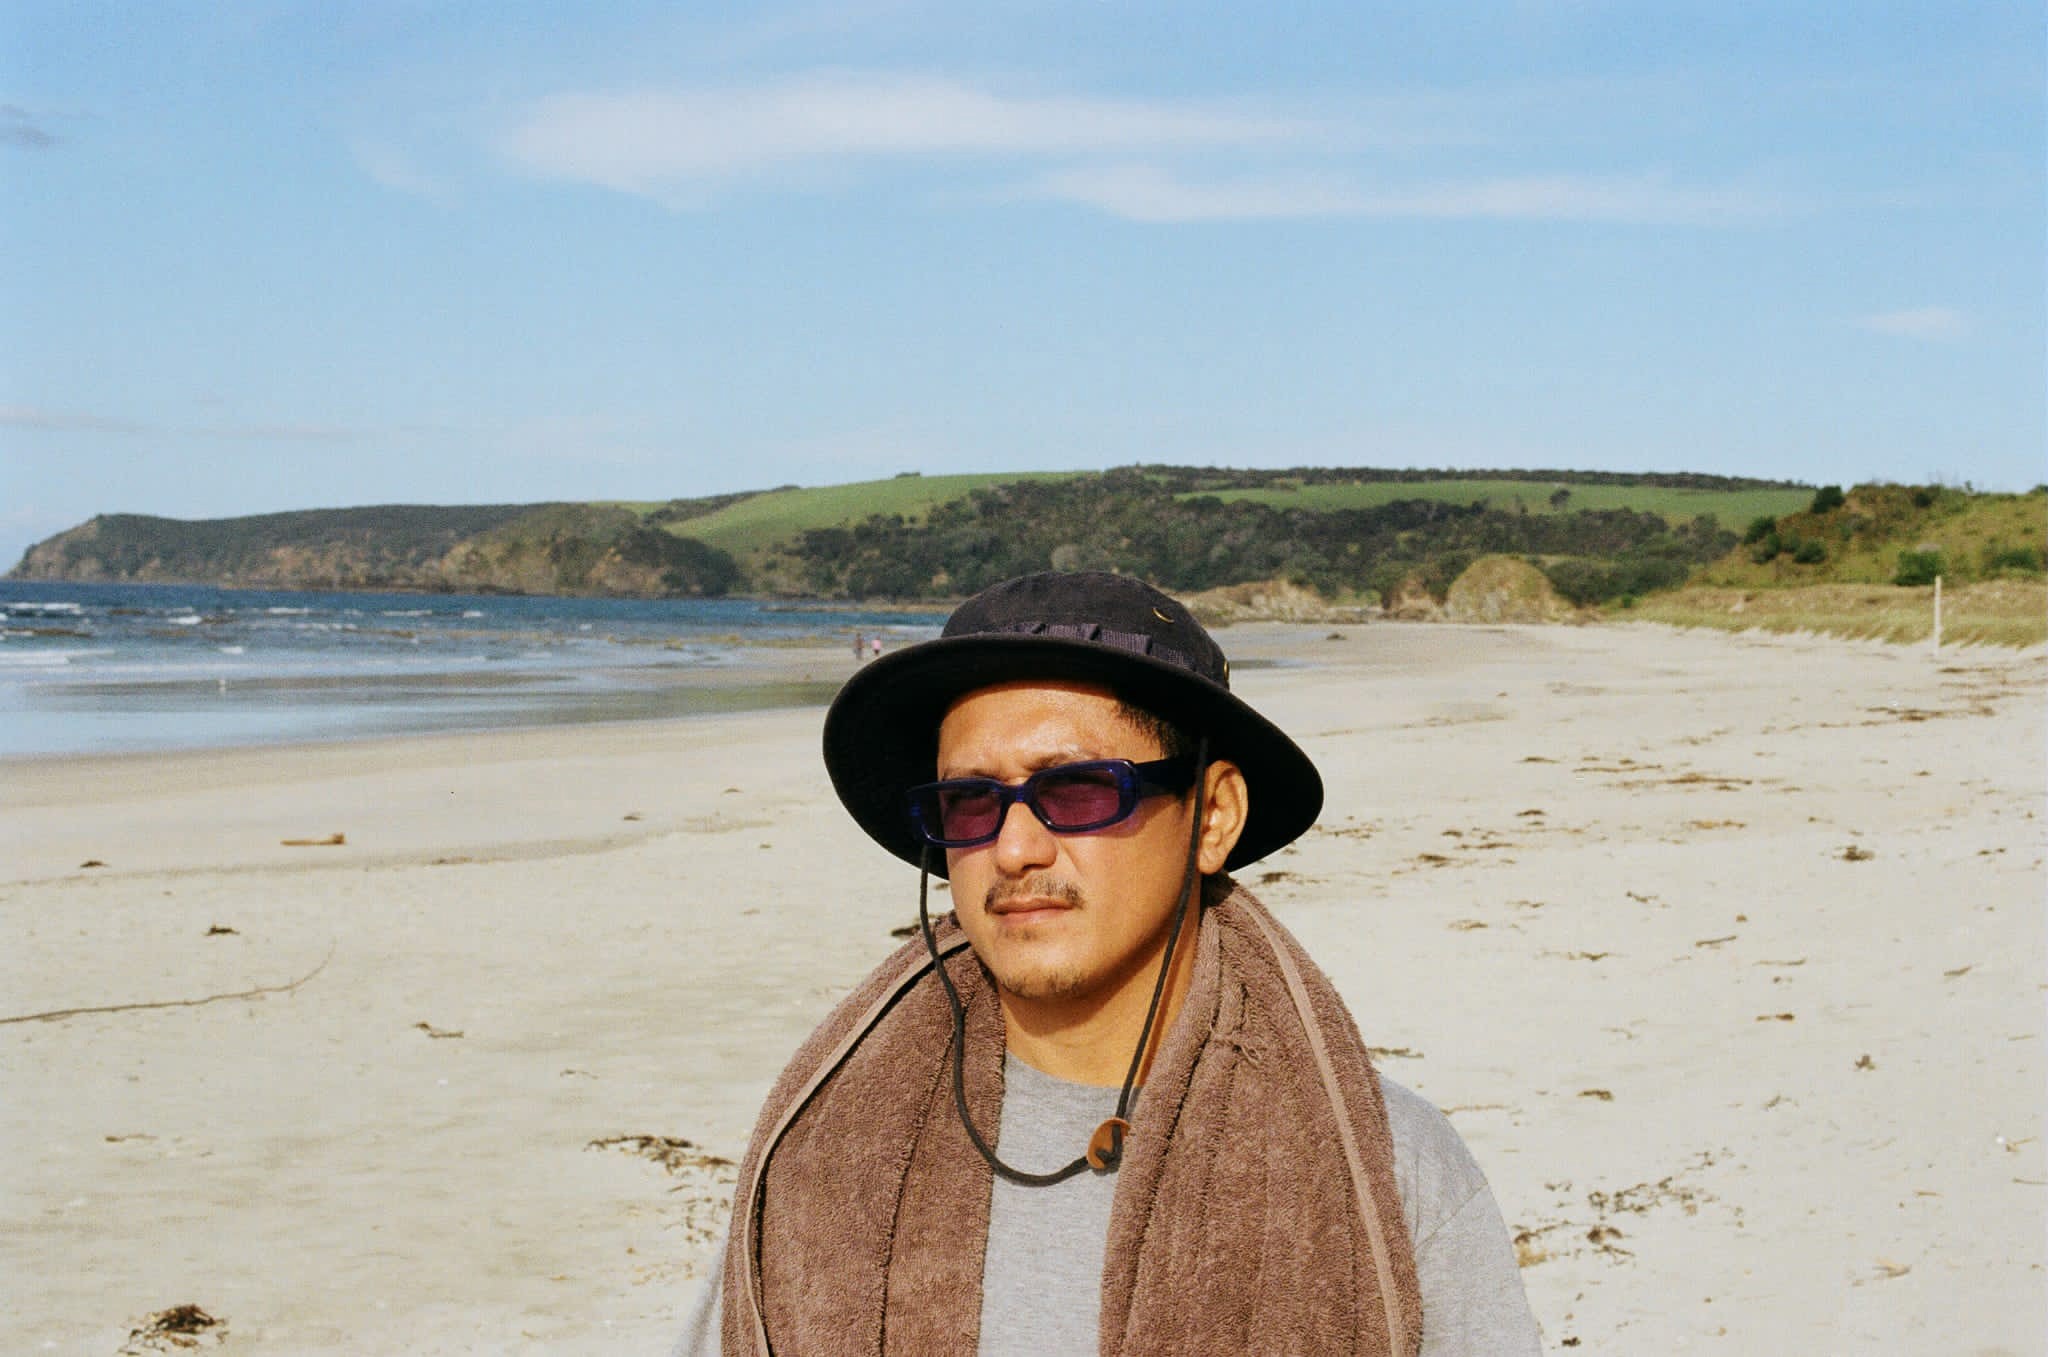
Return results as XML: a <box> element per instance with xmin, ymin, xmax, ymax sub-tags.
<box><xmin>5</xmin><ymin>624</ymin><xmax>2042</xmax><ymax>1354</ymax></box>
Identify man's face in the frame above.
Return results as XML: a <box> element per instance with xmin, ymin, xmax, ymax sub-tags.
<box><xmin>935</xmin><ymin>679</ymin><xmax>1203</xmax><ymax>1010</ymax></box>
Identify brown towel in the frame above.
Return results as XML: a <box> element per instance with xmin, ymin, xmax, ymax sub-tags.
<box><xmin>722</xmin><ymin>880</ymin><xmax>1422</xmax><ymax>1356</ymax></box>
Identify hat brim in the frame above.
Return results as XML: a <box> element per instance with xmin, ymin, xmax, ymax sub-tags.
<box><xmin>823</xmin><ymin>635</ymin><xmax>1322</xmax><ymax>877</ymax></box>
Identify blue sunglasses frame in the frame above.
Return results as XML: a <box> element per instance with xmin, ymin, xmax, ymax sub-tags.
<box><xmin>906</xmin><ymin>756</ymin><xmax>1196</xmax><ymax>848</ymax></box>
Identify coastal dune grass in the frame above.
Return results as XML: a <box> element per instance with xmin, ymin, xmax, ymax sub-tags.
<box><xmin>1444</xmin><ymin>555</ymin><xmax>1573</xmax><ymax>624</ymax></box>
<box><xmin>1624</xmin><ymin>581</ymin><xmax>2047</xmax><ymax>649</ymax></box>
<box><xmin>1696</xmin><ymin>488</ymin><xmax>2047</xmax><ymax>588</ymax></box>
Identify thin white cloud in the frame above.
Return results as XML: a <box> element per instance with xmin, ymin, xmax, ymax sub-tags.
<box><xmin>500</xmin><ymin>73</ymin><xmax>1312</xmax><ymax>192</ymax></box>
<box><xmin>1</xmin><ymin>406</ymin><xmax>358</xmax><ymax>441</ymax></box>
<box><xmin>196</xmin><ymin>421</ymin><xmax>359</xmax><ymax>442</ymax></box>
<box><xmin>1</xmin><ymin>405</ymin><xmax>146</xmax><ymax>433</ymax></box>
<box><xmin>1358</xmin><ymin>172</ymin><xmax>1789</xmax><ymax>226</ymax></box>
<box><xmin>349</xmin><ymin>140</ymin><xmax>454</xmax><ymax>202</ymax></box>
<box><xmin>496</xmin><ymin>73</ymin><xmax>1791</xmax><ymax>227</ymax></box>
<box><xmin>1023</xmin><ymin>164</ymin><xmax>1788</xmax><ymax>226</ymax></box>
<box><xmin>1859</xmin><ymin>307</ymin><xmax>1968</xmax><ymax>341</ymax></box>
<box><xmin>0</xmin><ymin>104</ymin><xmax>58</xmax><ymax>150</ymax></box>
<box><xmin>1020</xmin><ymin>165</ymin><xmax>1369</xmax><ymax>222</ymax></box>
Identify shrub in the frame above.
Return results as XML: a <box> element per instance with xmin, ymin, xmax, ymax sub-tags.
<box><xmin>1809</xmin><ymin>485</ymin><xmax>1846</xmax><ymax>514</ymax></box>
<box><xmin>618</xmin><ymin>528</ymin><xmax>740</xmax><ymax>596</ymax></box>
<box><xmin>1543</xmin><ymin>559</ymin><xmax>1617</xmax><ymax>606</ymax></box>
<box><xmin>1982</xmin><ymin>543</ymin><xmax>2047</xmax><ymax>576</ymax></box>
<box><xmin>1894</xmin><ymin>549</ymin><xmax>1945</xmax><ymax>587</ymax></box>
<box><xmin>1792</xmin><ymin>539</ymin><xmax>1827</xmax><ymax>565</ymax></box>
<box><xmin>1543</xmin><ymin>552</ymin><xmax>1690</xmax><ymax>606</ymax></box>
<box><xmin>1749</xmin><ymin>530</ymin><xmax>1782</xmax><ymax>564</ymax></box>
<box><xmin>1742</xmin><ymin>515</ymin><xmax>1778</xmax><ymax>545</ymax></box>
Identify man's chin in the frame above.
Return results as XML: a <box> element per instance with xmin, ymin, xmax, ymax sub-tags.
<box><xmin>978</xmin><ymin>940</ymin><xmax>1092</xmax><ymax>1004</ymax></box>
<box><xmin>990</xmin><ymin>966</ymin><xmax>1093</xmax><ymax>1004</ymax></box>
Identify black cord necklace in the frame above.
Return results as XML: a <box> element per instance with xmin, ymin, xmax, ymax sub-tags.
<box><xmin>916</xmin><ymin>737</ymin><xmax>1210</xmax><ymax>1187</ymax></box>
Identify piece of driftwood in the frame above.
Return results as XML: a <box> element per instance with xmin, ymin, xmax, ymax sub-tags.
<box><xmin>0</xmin><ymin>947</ymin><xmax>333</xmax><ymax>1026</ymax></box>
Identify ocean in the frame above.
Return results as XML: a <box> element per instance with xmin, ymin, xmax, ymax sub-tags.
<box><xmin>0</xmin><ymin>581</ymin><xmax>940</xmax><ymax>758</ymax></box>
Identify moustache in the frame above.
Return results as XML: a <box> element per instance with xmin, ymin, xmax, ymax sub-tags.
<box><xmin>984</xmin><ymin>875</ymin><xmax>1086</xmax><ymax>914</ymax></box>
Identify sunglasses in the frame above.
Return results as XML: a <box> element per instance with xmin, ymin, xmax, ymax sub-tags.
<box><xmin>906</xmin><ymin>757</ymin><xmax>1197</xmax><ymax>849</ymax></box>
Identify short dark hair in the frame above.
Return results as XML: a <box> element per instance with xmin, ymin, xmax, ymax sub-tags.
<box><xmin>1116</xmin><ymin>698</ymin><xmax>1193</xmax><ymax>764</ymax></box>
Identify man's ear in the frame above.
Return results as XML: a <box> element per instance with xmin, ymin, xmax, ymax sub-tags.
<box><xmin>1196</xmin><ymin>759</ymin><xmax>1248</xmax><ymax>874</ymax></box>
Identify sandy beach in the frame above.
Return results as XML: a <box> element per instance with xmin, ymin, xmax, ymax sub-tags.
<box><xmin>6</xmin><ymin>622</ymin><xmax>2043</xmax><ymax>1355</ymax></box>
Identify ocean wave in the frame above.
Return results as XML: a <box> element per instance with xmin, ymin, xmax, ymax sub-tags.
<box><xmin>0</xmin><ymin>587</ymin><xmax>928</xmax><ymax>755</ymax></box>
<box><xmin>3</xmin><ymin>600</ymin><xmax>85</xmax><ymax>617</ymax></box>
<box><xmin>0</xmin><ymin>647</ymin><xmax>108</xmax><ymax>668</ymax></box>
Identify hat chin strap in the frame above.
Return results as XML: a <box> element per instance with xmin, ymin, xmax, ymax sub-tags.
<box><xmin>917</xmin><ymin>736</ymin><xmax>1210</xmax><ymax>1187</ymax></box>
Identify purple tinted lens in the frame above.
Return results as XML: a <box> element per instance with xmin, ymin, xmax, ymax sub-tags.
<box><xmin>1034</xmin><ymin>767</ymin><xmax>1128</xmax><ymax>828</ymax></box>
<box><xmin>935</xmin><ymin>785</ymin><xmax>1003</xmax><ymax>841</ymax></box>
<box><xmin>911</xmin><ymin>761</ymin><xmax>1154</xmax><ymax>845</ymax></box>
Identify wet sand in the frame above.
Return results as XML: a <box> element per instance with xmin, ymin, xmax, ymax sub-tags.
<box><xmin>5</xmin><ymin>623</ymin><xmax>2042</xmax><ymax>1353</ymax></box>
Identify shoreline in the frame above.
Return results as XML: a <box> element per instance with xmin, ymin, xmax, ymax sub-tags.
<box><xmin>0</xmin><ymin>638</ymin><xmax>865</xmax><ymax>763</ymax></box>
<box><xmin>6</xmin><ymin>621</ymin><xmax>2043</xmax><ymax>1353</ymax></box>
<box><xmin>13</xmin><ymin>611</ymin><xmax>2040</xmax><ymax>765</ymax></box>
<box><xmin>2</xmin><ymin>574</ymin><xmax>962</xmax><ymax>611</ymax></box>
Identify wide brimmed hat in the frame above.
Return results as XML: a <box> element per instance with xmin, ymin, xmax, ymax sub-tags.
<box><xmin>823</xmin><ymin>571</ymin><xmax>1323</xmax><ymax>876</ymax></box>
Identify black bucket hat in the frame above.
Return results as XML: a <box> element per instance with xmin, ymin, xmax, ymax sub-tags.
<box><xmin>823</xmin><ymin>571</ymin><xmax>1322</xmax><ymax>876</ymax></box>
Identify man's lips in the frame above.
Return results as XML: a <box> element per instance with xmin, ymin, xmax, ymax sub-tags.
<box><xmin>987</xmin><ymin>896</ymin><xmax>1077</xmax><ymax>920</ymax></box>
<box><xmin>984</xmin><ymin>877</ymin><xmax>1084</xmax><ymax>924</ymax></box>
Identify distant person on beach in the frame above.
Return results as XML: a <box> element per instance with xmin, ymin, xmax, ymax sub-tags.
<box><xmin>676</xmin><ymin>572</ymin><xmax>1538</xmax><ymax>1355</ymax></box>
<box><xmin>853</xmin><ymin>632</ymin><xmax>865</xmax><ymax>661</ymax></box>
<box><xmin>870</xmin><ymin>634</ymin><xmax>883</xmax><ymax>661</ymax></box>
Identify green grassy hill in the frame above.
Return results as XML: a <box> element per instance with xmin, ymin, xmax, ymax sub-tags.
<box><xmin>638</xmin><ymin>466</ymin><xmax>1809</xmax><ymax>573</ymax></box>
<box><xmin>11</xmin><ymin>465</ymin><xmax>1862</xmax><ymax>609</ymax></box>
<box><xmin>651</xmin><ymin>470</ymin><xmax>1084</xmax><ymax>560</ymax></box>
<box><xmin>1184</xmin><ymin>478</ymin><xmax>1810</xmax><ymax>526</ymax></box>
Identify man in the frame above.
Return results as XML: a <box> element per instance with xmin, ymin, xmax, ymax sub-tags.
<box><xmin>678</xmin><ymin>571</ymin><xmax>1539</xmax><ymax>1355</ymax></box>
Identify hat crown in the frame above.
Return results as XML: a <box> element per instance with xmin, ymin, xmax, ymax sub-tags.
<box><xmin>941</xmin><ymin>572</ymin><xmax>1229</xmax><ymax>689</ymax></box>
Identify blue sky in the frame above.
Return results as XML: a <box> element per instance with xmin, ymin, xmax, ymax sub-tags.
<box><xmin>3</xmin><ymin>1</ymin><xmax>2042</xmax><ymax>567</ymax></box>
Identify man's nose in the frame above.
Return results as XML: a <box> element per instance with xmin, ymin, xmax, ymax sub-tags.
<box><xmin>991</xmin><ymin>797</ymin><xmax>1057</xmax><ymax>874</ymax></box>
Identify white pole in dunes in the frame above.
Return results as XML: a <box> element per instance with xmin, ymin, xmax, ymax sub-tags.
<box><xmin>1932</xmin><ymin>575</ymin><xmax>1943</xmax><ymax>652</ymax></box>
